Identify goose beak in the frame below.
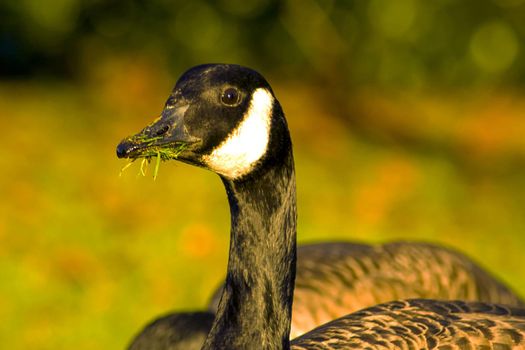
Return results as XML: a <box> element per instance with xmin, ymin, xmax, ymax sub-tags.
<box><xmin>116</xmin><ymin>104</ymin><xmax>200</xmax><ymax>160</ymax></box>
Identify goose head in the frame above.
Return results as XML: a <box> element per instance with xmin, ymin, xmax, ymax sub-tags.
<box><xmin>116</xmin><ymin>64</ymin><xmax>289</xmax><ymax>180</ymax></box>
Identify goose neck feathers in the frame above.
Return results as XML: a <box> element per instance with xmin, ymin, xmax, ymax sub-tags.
<box><xmin>203</xmin><ymin>141</ymin><xmax>297</xmax><ymax>350</ymax></box>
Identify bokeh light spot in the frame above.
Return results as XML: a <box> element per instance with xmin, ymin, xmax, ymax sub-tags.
<box><xmin>179</xmin><ymin>223</ymin><xmax>217</xmax><ymax>259</ymax></box>
<box><xmin>19</xmin><ymin>0</ymin><xmax>79</xmax><ymax>35</ymax></box>
<box><xmin>470</xmin><ymin>20</ymin><xmax>519</xmax><ymax>73</ymax></box>
<box><xmin>368</xmin><ymin>0</ymin><xmax>418</xmax><ymax>38</ymax></box>
<box><xmin>172</xmin><ymin>1</ymin><xmax>224</xmax><ymax>53</ymax></box>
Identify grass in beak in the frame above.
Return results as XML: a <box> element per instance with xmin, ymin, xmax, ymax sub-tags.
<box><xmin>119</xmin><ymin>161</ymin><xmax>134</xmax><ymax>177</ymax></box>
<box><xmin>153</xmin><ymin>151</ymin><xmax>161</xmax><ymax>181</ymax></box>
<box><xmin>118</xmin><ymin>143</ymin><xmax>187</xmax><ymax>180</ymax></box>
<box><xmin>140</xmin><ymin>158</ymin><xmax>148</xmax><ymax>176</ymax></box>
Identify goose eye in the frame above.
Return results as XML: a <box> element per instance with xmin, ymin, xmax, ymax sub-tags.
<box><xmin>221</xmin><ymin>88</ymin><xmax>240</xmax><ymax>106</ymax></box>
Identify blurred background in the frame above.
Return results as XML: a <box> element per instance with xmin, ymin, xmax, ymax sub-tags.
<box><xmin>1</xmin><ymin>0</ymin><xmax>525</xmax><ymax>348</ymax></box>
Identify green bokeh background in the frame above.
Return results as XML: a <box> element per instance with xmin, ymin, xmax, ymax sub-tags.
<box><xmin>1</xmin><ymin>0</ymin><xmax>525</xmax><ymax>348</ymax></box>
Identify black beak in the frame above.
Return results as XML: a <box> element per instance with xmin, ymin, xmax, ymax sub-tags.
<box><xmin>116</xmin><ymin>104</ymin><xmax>199</xmax><ymax>159</ymax></box>
<box><xmin>116</xmin><ymin>139</ymin><xmax>137</xmax><ymax>159</ymax></box>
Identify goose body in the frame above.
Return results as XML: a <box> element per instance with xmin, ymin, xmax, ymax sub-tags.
<box><xmin>129</xmin><ymin>241</ymin><xmax>524</xmax><ymax>350</ymax></box>
<box><xmin>129</xmin><ymin>312</ymin><xmax>214</xmax><ymax>350</ymax></box>
<box><xmin>118</xmin><ymin>64</ymin><xmax>525</xmax><ymax>349</ymax></box>
<box><xmin>208</xmin><ymin>241</ymin><xmax>523</xmax><ymax>338</ymax></box>
<box><xmin>291</xmin><ymin>299</ymin><xmax>525</xmax><ymax>349</ymax></box>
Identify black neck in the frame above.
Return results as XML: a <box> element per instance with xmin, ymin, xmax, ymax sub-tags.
<box><xmin>202</xmin><ymin>135</ymin><xmax>297</xmax><ymax>350</ymax></box>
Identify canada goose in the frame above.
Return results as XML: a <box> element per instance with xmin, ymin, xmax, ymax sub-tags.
<box><xmin>118</xmin><ymin>64</ymin><xmax>525</xmax><ymax>349</ymax></box>
<box><xmin>128</xmin><ymin>311</ymin><xmax>214</xmax><ymax>350</ymax></box>
<box><xmin>207</xmin><ymin>241</ymin><xmax>524</xmax><ymax>337</ymax></box>
<box><xmin>129</xmin><ymin>242</ymin><xmax>524</xmax><ymax>350</ymax></box>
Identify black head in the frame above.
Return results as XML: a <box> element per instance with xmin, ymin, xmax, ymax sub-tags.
<box><xmin>116</xmin><ymin>64</ymin><xmax>290</xmax><ymax>180</ymax></box>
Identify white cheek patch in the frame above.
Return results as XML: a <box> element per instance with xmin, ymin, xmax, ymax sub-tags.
<box><xmin>203</xmin><ymin>88</ymin><xmax>274</xmax><ymax>179</ymax></box>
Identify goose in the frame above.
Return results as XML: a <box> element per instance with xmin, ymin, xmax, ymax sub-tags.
<box><xmin>128</xmin><ymin>242</ymin><xmax>524</xmax><ymax>350</ymax></box>
<box><xmin>117</xmin><ymin>64</ymin><xmax>525</xmax><ymax>349</ymax></box>
<box><xmin>207</xmin><ymin>241</ymin><xmax>524</xmax><ymax>335</ymax></box>
<box><xmin>128</xmin><ymin>311</ymin><xmax>214</xmax><ymax>350</ymax></box>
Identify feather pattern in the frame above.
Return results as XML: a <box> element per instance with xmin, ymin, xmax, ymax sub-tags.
<box><xmin>289</xmin><ymin>242</ymin><xmax>524</xmax><ymax>337</ymax></box>
<box><xmin>207</xmin><ymin>242</ymin><xmax>523</xmax><ymax>338</ymax></box>
<box><xmin>291</xmin><ymin>299</ymin><xmax>525</xmax><ymax>349</ymax></box>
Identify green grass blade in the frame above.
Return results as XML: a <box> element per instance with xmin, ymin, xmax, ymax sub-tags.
<box><xmin>140</xmin><ymin>158</ymin><xmax>148</xmax><ymax>176</ymax></box>
<box><xmin>119</xmin><ymin>160</ymin><xmax>134</xmax><ymax>177</ymax></box>
<box><xmin>153</xmin><ymin>151</ymin><xmax>161</xmax><ymax>181</ymax></box>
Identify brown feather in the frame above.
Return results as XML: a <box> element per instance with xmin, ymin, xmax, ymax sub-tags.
<box><xmin>209</xmin><ymin>242</ymin><xmax>523</xmax><ymax>338</ymax></box>
<box><xmin>291</xmin><ymin>300</ymin><xmax>525</xmax><ymax>349</ymax></box>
